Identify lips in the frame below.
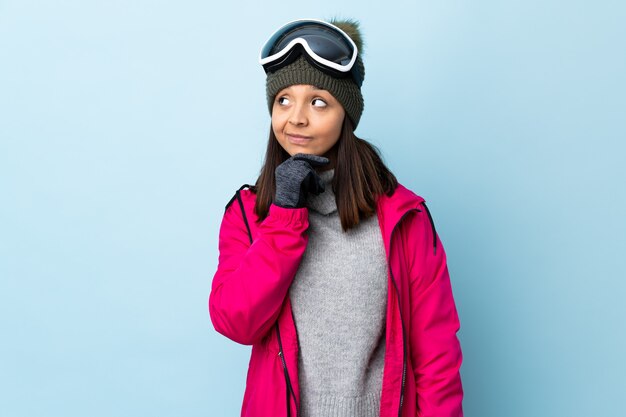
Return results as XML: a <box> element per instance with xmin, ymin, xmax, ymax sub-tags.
<box><xmin>286</xmin><ymin>133</ymin><xmax>311</xmax><ymax>139</ymax></box>
<box><xmin>286</xmin><ymin>133</ymin><xmax>312</xmax><ymax>145</ymax></box>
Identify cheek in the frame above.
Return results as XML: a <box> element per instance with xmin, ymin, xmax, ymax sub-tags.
<box><xmin>271</xmin><ymin>115</ymin><xmax>283</xmax><ymax>136</ymax></box>
<box><xmin>271</xmin><ymin>108</ymin><xmax>288</xmax><ymax>128</ymax></box>
<box><xmin>328</xmin><ymin>113</ymin><xmax>344</xmax><ymax>138</ymax></box>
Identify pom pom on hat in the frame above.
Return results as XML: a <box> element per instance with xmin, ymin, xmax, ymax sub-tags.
<box><xmin>330</xmin><ymin>18</ymin><xmax>365</xmax><ymax>54</ymax></box>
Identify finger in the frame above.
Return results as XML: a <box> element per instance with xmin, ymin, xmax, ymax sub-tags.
<box><xmin>304</xmin><ymin>170</ymin><xmax>325</xmax><ymax>195</ymax></box>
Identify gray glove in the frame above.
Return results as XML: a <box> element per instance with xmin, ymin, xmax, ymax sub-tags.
<box><xmin>274</xmin><ymin>153</ymin><xmax>330</xmax><ymax>208</ymax></box>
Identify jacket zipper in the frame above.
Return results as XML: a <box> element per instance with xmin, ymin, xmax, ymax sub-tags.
<box><xmin>388</xmin><ymin>208</ymin><xmax>420</xmax><ymax>417</ymax></box>
<box><xmin>389</xmin><ymin>265</ymin><xmax>407</xmax><ymax>416</ymax></box>
<box><xmin>276</xmin><ymin>322</ymin><xmax>298</xmax><ymax>417</ymax></box>
<box><xmin>230</xmin><ymin>187</ymin><xmax>298</xmax><ymax>416</ymax></box>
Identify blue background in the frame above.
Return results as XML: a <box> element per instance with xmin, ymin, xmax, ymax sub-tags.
<box><xmin>1</xmin><ymin>1</ymin><xmax>624</xmax><ymax>416</ymax></box>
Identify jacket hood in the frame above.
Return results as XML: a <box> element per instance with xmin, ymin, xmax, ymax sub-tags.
<box><xmin>375</xmin><ymin>183</ymin><xmax>426</xmax><ymax>259</ymax></box>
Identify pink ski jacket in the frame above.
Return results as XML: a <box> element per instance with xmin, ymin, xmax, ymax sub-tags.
<box><xmin>209</xmin><ymin>182</ymin><xmax>464</xmax><ymax>417</ymax></box>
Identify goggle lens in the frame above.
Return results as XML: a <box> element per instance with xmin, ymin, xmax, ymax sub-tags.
<box><xmin>259</xmin><ymin>19</ymin><xmax>362</xmax><ymax>87</ymax></box>
<box><xmin>263</xmin><ymin>24</ymin><xmax>354</xmax><ymax>65</ymax></box>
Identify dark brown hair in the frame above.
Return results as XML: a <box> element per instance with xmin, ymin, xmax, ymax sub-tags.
<box><xmin>250</xmin><ymin>116</ymin><xmax>398</xmax><ymax>232</ymax></box>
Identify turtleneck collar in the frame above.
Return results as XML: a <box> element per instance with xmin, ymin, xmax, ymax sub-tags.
<box><xmin>306</xmin><ymin>168</ymin><xmax>337</xmax><ymax>215</ymax></box>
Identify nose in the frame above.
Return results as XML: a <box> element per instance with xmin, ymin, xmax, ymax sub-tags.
<box><xmin>288</xmin><ymin>102</ymin><xmax>308</xmax><ymax>126</ymax></box>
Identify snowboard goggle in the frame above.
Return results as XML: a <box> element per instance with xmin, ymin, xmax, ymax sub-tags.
<box><xmin>259</xmin><ymin>18</ymin><xmax>363</xmax><ymax>87</ymax></box>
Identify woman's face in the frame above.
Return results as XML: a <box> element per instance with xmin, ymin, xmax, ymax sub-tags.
<box><xmin>271</xmin><ymin>84</ymin><xmax>345</xmax><ymax>157</ymax></box>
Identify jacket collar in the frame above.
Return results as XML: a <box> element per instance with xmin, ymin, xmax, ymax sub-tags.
<box><xmin>233</xmin><ymin>181</ymin><xmax>424</xmax><ymax>251</ymax></box>
<box><xmin>376</xmin><ymin>183</ymin><xmax>425</xmax><ymax>256</ymax></box>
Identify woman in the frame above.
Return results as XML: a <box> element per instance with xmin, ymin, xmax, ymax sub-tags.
<box><xmin>209</xmin><ymin>18</ymin><xmax>464</xmax><ymax>417</ymax></box>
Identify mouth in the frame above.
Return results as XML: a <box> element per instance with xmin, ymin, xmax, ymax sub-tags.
<box><xmin>286</xmin><ymin>133</ymin><xmax>311</xmax><ymax>139</ymax></box>
<box><xmin>286</xmin><ymin>133</ymin><xmax>312</xmax><ymax>144</ymax></box>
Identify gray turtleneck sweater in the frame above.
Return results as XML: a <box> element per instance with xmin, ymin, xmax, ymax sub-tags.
<box><xmin>288</xmin><ymin>168</ymin><xmax>389</xmax><ymax>417</ymax></box>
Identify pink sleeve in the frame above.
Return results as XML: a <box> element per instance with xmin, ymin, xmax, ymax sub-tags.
<box><xmin>407</xmin><ymin>204</ymin><xmax>464</xmax><ymax>416</ymax></box>
<box><xmin>209</xmin><ymin>201</ymin><xmax>309</xmax><ymax>345</ymax></box>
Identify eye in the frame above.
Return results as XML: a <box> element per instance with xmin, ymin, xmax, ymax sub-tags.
<box><xmin>312</xmin><ymin>98</ymin><xmax>327</xmax><ymax>107</ymax></box>
<box><xmin>277</xmin><ymin>96</ymin><xmax>290</xmax><ymax>105</ymax></box>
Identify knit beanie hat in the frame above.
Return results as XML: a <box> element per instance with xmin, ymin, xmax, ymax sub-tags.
<box><xmin>265</xmin><ymin>18</ymin><xmax>366</xmax><ymax>130</ymax></box>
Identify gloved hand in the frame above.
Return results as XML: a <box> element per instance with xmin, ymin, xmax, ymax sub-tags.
<box><xmin>274</xmin><ymin>153</ymin><xmax>330</xmax><ymax>209</ymax></box>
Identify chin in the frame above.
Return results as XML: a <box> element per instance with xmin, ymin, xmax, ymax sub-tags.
<box><xmin>287</xmin><ymin>148</ymin><xmax>320</xmax><ymax>156</ymax></box>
